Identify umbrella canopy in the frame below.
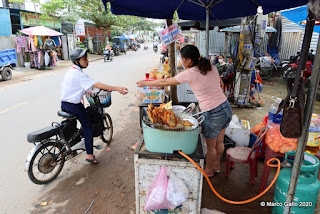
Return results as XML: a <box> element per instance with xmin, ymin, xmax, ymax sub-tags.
<box><xmin>102</xmin><ymin>0</ymin><xmax>308</xmax><ymax>21</ymax></box>
<box><xmin>20</xmin><ymin>26</ymin><xmax>63</xmax><ymax>36</ymax></box>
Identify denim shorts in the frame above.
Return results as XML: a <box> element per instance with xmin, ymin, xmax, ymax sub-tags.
<box><xmin>201</xmin><ymin>100</ymin><xmax>232</xmax><ymax>139</ymax></box>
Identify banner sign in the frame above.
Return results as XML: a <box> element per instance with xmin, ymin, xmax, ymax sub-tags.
<box><xmin>158</xmin><ymin>23</ymin><xmax>182</xmax><ymax>46</ymax></box>
<box><xmin>20</xmin><ymin>12</ymin><xmax>61</xmax><ymax>29</ymax></box>
<box><xmin>75</xmin><ymin>20</ymin><xmax>85</xmax><ymax>36</ymax></box>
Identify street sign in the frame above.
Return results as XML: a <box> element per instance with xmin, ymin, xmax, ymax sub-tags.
<box><xmin>158</xmin><ymin>23</ymin><xmax>182</xmax><ymax>46</ymax></box>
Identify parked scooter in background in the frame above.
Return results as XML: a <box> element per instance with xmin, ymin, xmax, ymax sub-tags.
<box><xmin>282</xmin><ymin>50</ymin><xmax>314</xmax><ymax>81</ymax></box>
<box><xmin>112</xmin><ymin>44</ymin><xmax>120</xmax><ymax>56</ymax></box>
<box><xmin>256</xmin><ymin>54</ymin><xmax>278</xmax><ymax>80</ymax></box>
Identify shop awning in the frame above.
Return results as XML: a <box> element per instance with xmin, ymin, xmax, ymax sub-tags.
<box><xmin>281</xmin><ymin>6</ymin><xmax>320</xmax><ymax>33</ymax></box>
<box><xmin>178</xmin><ymin>18</ymin><xmax>242</xmax><ymax>30</ymax></box>
<box><xmin>102</xmin><ymin>0</ymin><xmax>308</xmax><ymax>21</ymax></box>
<box><xmin>220</xmin><ymin>25</ymin><xmax>277</xmax><ymax>33</ymax></box>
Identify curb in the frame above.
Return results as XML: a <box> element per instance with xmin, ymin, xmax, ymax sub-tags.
<box><xmin>57</xmin><ymin>55</ymin><xmax>104</xmax><ymax>69</ymax></box>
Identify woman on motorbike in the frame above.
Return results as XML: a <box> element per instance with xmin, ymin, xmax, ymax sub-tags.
<box><xmin>61</xmin><ymin>48</ymin><xmax>128</xmax><ymax>164</ymax></box>
<box><xmin>137</xmin><ymin>45</ymin><xmax>232</xmax><ymax>177</ymax></box>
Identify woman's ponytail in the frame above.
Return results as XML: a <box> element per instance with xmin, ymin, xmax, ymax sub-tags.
<box><xmin>198</xmin><ymin>57</ymin><xmax>212</xmax><ymax>75</ymax></box>
<box><xmin>180</xmin><ymin>45</ymin><xmax>212</xmax><ymax>75</ymax></box>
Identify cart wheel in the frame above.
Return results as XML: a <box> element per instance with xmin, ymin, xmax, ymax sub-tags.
<box><xmin>1</xmin><ymin>67</ymin><xmax>12</xmax><ymax>81</ymax></box>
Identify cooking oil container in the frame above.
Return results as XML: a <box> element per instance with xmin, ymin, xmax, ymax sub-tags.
<box><xmin>272</xmin><ymin>151</ymin><xmax>320</xmax><ymax>214</ymax></box>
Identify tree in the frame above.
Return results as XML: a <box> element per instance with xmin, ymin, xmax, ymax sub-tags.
<box><xmin>13</xmin><ymin>0</ymin><xmax>159</xmax><ymax>34</ymax></box>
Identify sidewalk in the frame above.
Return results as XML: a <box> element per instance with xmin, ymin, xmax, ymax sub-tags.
<box><xmin>13</xmin><ymin>54</ymin><xmax>103</xmax><ymax>73</ymax></box>
<box><xmin>0</xmin><ymin>54</ymin><xmax>103</xmax><ymax>87</ymax></box>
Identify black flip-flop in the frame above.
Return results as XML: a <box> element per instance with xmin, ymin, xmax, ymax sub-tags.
<box><xmin>86</xmin><ymin>156</ymin><xmax>100</xmax><ymax>164</ymax></box>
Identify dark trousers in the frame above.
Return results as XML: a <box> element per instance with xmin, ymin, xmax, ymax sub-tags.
<box><xmin>61</xmin><ymin>101</ymin><xmax>94</xmax><ymax>154</ymax></box>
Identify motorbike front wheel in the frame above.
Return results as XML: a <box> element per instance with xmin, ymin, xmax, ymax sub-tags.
<box><xmin>28</xmin><ymin>142</ymin><xmax>65</xmax><ymax>185</ymax></box>
<box><xmin>101</xmin><ymin>113</ymin><xmax>113</xmax><ymax>144</ymax></box>
<box><xmin>104</xmin><ymin>56</ymin><xmax>108</xmax><ymax>62</ymax></box>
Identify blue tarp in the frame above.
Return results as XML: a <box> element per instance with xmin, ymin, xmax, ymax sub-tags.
<box><xmin>281</xmin><ymin>6</ymin><xmax>320</xmax><ymax>33</ymax></box>
<box><xmin>102</xmin><ymin>0</ymin><xmax>308</xmax><ymax>21</ymax></box>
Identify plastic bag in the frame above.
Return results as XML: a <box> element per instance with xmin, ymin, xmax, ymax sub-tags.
<box><xmin>144</xmin><ymin>167</ymin><xmax>172</xmax><ymax>211</ymax></box>
<box><xmin>265</xmin><ymin>124</ymin><xmax>298</xmax><ymax>153</ymax></box>
<box><xmin>166</xmin><ymin>171</ymin><xmax>189</xmax><ymax>209</ymax></box>
<box><xmin>200</xmin><ymin>134</ymin><xmax>207</xmax><ymax>156</ymax></box>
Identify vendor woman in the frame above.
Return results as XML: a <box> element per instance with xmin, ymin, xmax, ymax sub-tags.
<box><xmin>137</xmin><ymin>45</ymin><xmax>232</xmax><ymax>177</ymax></box>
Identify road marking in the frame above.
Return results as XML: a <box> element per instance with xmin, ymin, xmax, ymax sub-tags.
<box><xmin>0</xmin><ymin>101</ymin><xmax>28</xmax><ymax>114</ymax></box>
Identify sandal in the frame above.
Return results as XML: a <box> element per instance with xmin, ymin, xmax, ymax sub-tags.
<box><xmin>204</xmin><ymin>170</ymin><xmax>214</xmax><ymax>178</ymax></box>
<box><xmin>86</xmin><ymin>156</ymin><xmax>100</xmax><ymax>164</ymax></box>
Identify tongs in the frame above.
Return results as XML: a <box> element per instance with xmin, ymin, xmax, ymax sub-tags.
<box><xmin>181</xmin><ymin>103</ymin><xmax>196</xmax><ymax>114</ymax></box>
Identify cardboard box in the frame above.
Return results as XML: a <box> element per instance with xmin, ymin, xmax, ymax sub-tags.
<box><xmin>177</xmin><ymin>83</ymin><xmax>198</xmax><ymax>103</ymax></box>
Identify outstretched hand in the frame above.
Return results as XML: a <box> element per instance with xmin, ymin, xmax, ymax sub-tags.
<box><xmin>117</xmin><ymin>87</ymin><xmax>128</xmax><ymax>95</ymax></box>
<box><xmin>136</xmin><ymin>80</ymin><xmax>146</xmax><ymax>87</ymax></box>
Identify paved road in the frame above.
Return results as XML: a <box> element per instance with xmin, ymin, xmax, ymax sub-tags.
<box><xmin>0</xmin><ymin>44</ymin><xmax>160</xmax><ymax>213</ymax></box>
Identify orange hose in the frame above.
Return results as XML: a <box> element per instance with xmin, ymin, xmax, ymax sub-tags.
<box><xmin>178</xmin><ymin>150</ymin><xmax>281</xmax><ymax>204</ymax></box>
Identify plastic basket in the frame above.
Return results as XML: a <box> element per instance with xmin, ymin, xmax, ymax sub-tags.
<box><xmin>86</xmin><ymin>90</ymin><xmax>111</xmax><ymax>108</ymax></box>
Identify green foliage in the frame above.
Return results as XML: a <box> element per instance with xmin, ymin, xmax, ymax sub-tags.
<box><xmin>76</xmin><ymin>41</ymin><xmax>86</xmax><ymax>49</ymax></box>
<box><xmin>39</xmin><ymin>0</ymin><xmax>159</xmax><ymax>33</ymax></box>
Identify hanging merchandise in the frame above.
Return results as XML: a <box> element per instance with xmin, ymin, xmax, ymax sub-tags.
<box><xmin>15</xmin><ymin>35</ymin><xmax>29</xmax><ymax>53</ymax></box>
<box><xmin>28</xmin><ymin>36</ymin><xmax>37</xmax><ymax>52</ymax></box>
<box><xmin>44</xmin><ymin>38</ymin><xmax>56</xmax><ymax>50</ymax></box>
<box><xmin>52</xmin><ymin>36</ymin><xmax>61</xmax><ymax>47</ymax></box>
<box><xmin>45</xmin><ymin>51</ymin><xmax>50</xmax><ymax>66</ymax></box>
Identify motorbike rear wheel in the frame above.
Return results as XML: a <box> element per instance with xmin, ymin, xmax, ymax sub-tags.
<box><xmin>28</xmin><ymin>141</ymin><xmax>65</xmax><ymax>185</ymax></box>
<box><xmin>259</xmin><ymin>67</ymin><xmax>273</xmax><ymax>80</ymax></box>
<box><xmin>101</xmin><ymin>113</ymin><xmax>113</xmax><ymax>144</ymax></box>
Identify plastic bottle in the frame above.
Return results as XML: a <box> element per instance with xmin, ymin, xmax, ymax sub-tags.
<box><xmin>305</xmin><ymin>114</ymin><xmax>320</xmax><ymax>155</ymax></box>
<box><xmin>267</xmin><ymin>96</ymin><xmax>283</xmax><ymax>127</ymax></box>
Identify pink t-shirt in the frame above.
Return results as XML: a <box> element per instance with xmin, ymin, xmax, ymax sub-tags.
<box><xmin>175</xmin><ymin>65</ymin><xmax>227</xmax><ymax>111</ymax></box>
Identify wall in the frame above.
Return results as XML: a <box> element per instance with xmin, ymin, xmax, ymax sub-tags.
<box><xmin>198</xmin><ymin>27</ymin><xmax>225</xmax><ymax>56</ymax></box>
<box><xmin>0</xmin><ymin>8</ymin><xmax>12</xmax><ymax>36</ymax></box>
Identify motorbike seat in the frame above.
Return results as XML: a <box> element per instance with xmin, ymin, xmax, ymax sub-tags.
<box><xmin>27</xmin><ymin>126</ymin><xmax>60</xmax><ymax>143</ymax></box>
<box><xmin>58</xmin><ymin>110</ymin><xmax>76</xmax><ymax>119</ymax></box>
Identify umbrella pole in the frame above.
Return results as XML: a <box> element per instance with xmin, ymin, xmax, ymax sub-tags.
<box><xmin>205</xmin><ymin>6</ymin><xmax>210</xmax><ymax>58</ymax></box>
<box><xmin>166</xmin><ymin>19</ymin><xmax>178</xmax><ymax>104</ymax></box>
<box><xmin>283</xmin><ymin>14</ymin><xmax>316</xmax><ymax>214</ymax></box>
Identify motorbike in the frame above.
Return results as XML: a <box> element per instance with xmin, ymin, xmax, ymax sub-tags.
<box><xmin>160</xmin><ymin>50</ymin><xmax>168</xmax><ymax>64</ymax></box>
<box><xmin>25</xmin><ymin>90</ymin><xmax>113</xmax><ymax>185</ymax></box>
<box><xmin>112</xmin><ymin>45</ymin><xmax>120</xmax><ymax>56</ymax></box>
<box><xmin>144</xmin><ymin>44</ymin><xmax>148</xmax><ymax>50</ymax></box>
<box><xmin>131</xmin><ymin>44</ymin><xmax>138</xmax><ymax>51</ymax></box>
<box><xmin>103</xmin><ymin>48</ymin><xmax>114</xmax><ymax>62</ymax></box>
<box><xmin>153</xmin><ymin>45</ymin><xmax>158</xmax><ymax>53</ymax></box>
<box><xmin>256</xmin><ymin>55</ymin><xmax>279</xmax><ymax>80</ymax></box>
<box><xmin>282</xmin><ymin>50</ymin><xmax>314</xmax><ymax>81</ymax></box>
